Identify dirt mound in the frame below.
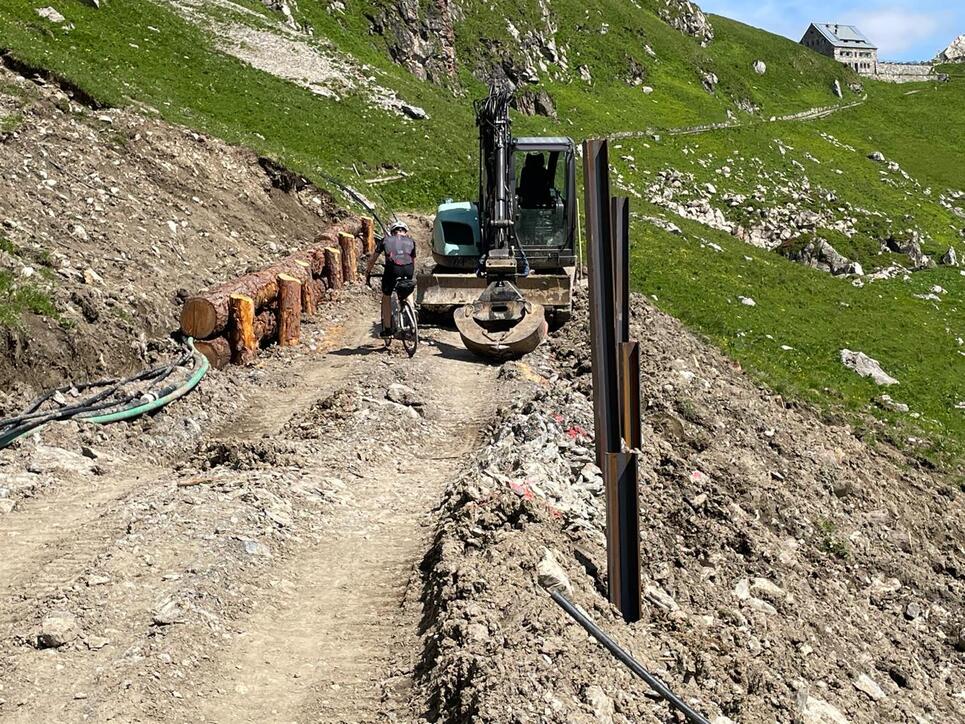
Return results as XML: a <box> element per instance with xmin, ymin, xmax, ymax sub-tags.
<box><xmin>0</xmin><ymin>64</ymin><xmax>343</xmax><ymax>400</ymax></box>
<box><xmin>416</xmin><ymin>289</ymin><xmax>964</xmax><ymax>723</ymax></box>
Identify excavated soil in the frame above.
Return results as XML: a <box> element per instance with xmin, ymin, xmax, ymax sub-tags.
<box><xmin>415</xmin><ymin>290</ymin><xmax>964</xmax><ymax>723</ymax></box>
<box><xmin>0</xmin><ymin>62</ymin><xmax>343</xmax><ymax>397</ymax></box>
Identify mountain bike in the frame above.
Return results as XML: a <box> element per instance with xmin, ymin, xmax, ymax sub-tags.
<box><xmin>369</xmin><ymin>273</ymin><xmax>419</xmax><ymax>357</ymax></box>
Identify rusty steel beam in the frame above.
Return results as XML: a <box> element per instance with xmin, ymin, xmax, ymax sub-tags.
<box><xmin>619</xmin><ymin>341</ymin><xmax>642</xmax><ymax>451</ymax></box>
<box><xmin>604</xmin><ymin>451</ymin><xmax>641</xmax><ymax>622</ymax></box>
<box><xmin>611</xmin><ymin>196</ymin><xmax>630</xmax><ymax>345</ymax></box>
<box><xmin>582</xmin><ymin>139</ymin><xmax>621</xmax><ymax>470</ymax></box>
<box><xmin>584</xmin><ymin>140</ymin><xmax>641</xmax><ymax>622</ymax></box>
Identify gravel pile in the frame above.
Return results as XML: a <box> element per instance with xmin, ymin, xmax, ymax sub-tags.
<box><xmin>417</xmin><ymin>290</ymin><xmax>964</xmax><ymax>723</ymax></box>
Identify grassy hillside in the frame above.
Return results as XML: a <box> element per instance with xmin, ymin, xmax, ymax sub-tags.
<box><xmin>0</xmin><ymin>0</ymin><xmax>961</xmax><ymax>469</ymax></box>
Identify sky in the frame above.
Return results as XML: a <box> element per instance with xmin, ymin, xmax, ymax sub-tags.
<box><xmin>699</xmin><ymin>1</ymin><xmax>963</xmax><ymax>61</ymax></box>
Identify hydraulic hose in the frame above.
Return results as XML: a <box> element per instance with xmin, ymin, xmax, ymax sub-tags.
<box><xmin>0</xmin><ymin>340</ymin><xmax>207</xmax><ymax>449</ymax></box>
<box><xmin>548</xmin><ymin>589</ymin><xmax>711</xmax><ymax>724</ymax></box>
<box><xmin>83</xmin><ymin>341</ymin><xmax>208</xmax><ymax>424</ymax></box>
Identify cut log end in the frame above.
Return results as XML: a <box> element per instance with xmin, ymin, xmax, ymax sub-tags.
<box><xmin>195</xmin><ymin>337</ymin><xmax>231</xmax><ymax>370</ymax></box>
<box><xmin>181</xmin><ymin>297</ymin><xmax>220</xmax><ymax>340</ymax></box>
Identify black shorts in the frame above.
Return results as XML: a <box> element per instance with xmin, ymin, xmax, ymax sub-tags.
<box><xmin>382</xmin><ymin>262</ymin><xmax>414</xmax><ymax>299</ymax></box>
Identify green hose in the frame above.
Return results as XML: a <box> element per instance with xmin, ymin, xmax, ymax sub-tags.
<box><xmin>0</xmin><ymin>340</ymin><xmax>208</xmax><ymax>448</ymax></box>
<box><xmin>83</xmin><ymin>340</ymin><xmax>209</xmax><ymax>425</ymax></box>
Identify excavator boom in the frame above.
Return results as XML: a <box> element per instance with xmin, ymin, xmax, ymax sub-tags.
<box><xmin>417</xmin><ymin>84</ymin><xmax>576</xmax><ymax>359</ymax></box>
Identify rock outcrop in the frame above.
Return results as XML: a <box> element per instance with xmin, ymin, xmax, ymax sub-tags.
<box><xmin>936</xmin><ymin>34</ymin><xmax>965</xmax><ymax>63</ymax></box>
<box><xmin>659</xmin><ymin>0</ymin><xmax>714</xmax><ymax>45</ymax></box>
<box><xmin>369</xmin><ymin>0</ymin><xmax>458</xmax><ymax>84</ymax></box>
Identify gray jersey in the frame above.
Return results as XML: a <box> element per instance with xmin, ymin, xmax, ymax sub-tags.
<box><xmin>380</xmin><ymin>233</ymin><xmax>416</xmax><ymax>266</ymax></box>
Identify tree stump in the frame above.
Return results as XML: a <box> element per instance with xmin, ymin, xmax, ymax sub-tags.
<box><xmin>361</xmin><ymin>217</ymin><xmax>375</xmax><ymax>255</ymax></box>
<box><xmin>195</xmin><ymin>337</ymin><xmax>232</xmax><ymax>370</ymax></box>
<box><xmin>324</xmin><ymin>247</ymin><xmax>343</xmax><ymax>291</ymax></box>
<box><xmin>228</xmin><ymin>293</ymin><xmax>257</xmax><ymax>365</ymax></box>
<box><xmin>277</xmin><ymin>273</ymin><xmax>302</xmax><ymax>346</ymax></box>
<box><xmin>338</xmin><ymin>232</ymin><xmax>357</xmax><ymax>283</ymax></box>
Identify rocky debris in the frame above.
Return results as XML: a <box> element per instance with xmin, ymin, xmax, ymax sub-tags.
<box><xmin>701</xmin><ymin>71</ymin><xmax>719</xmax><ymax>93</ymax></box>
<box><xmin>152</xmin><ymin>597</ymin><xmax>185</xmax><ymax>626</ymax></box>
<box><xmin>399</xmin><ymin>102</ymin><xmax>428</xmax><ymax>120</ymax></box>
<box><xmin>753</xmin><ymin>60</ymin><xmax>766</xmax><ymax>75</ymax></box>
<box><xmin>370</xmin><ymin>0</ymin><xmax>457</xmax><ymax>84</ymax></box>
<box><xmin>878</xmin><ymin>394</ymin><xmax>909</xmax><ymax>414</ymax></box>
<box><xmin>840</xmin><ymin>349</ymin><xmax>899</xmax><ymax>385</ymax></box>
<box><xmin>936</xmin><ymin>33</ymin><xmax>965</xmax><ymax>63</ymax></box>
<box><xmin>799</xmin><ymin>694</ymin><xmax>849</xmax><ymax>723</ymax></box>
<box><xmin>512</xmin><ymin>89</ymin><xmax>556</xmax><ymax>118</ymax></box>
<box><xmin>385</xmin><ymin>382</ymin><xmax>422</xmax><ymax>408</ymax></box>
<box><xmin>853</xmin><ymin>673</ymin><xmax>887</xmax><ymax>701</ymax></box>
<box><xmin>781</xmin><ymin>238</ymin><xmax>862</xmax><ymax>276</ymax></box>
<box><xmin>659</xmin><ymin>0</ymin><xmax>714</xmax><ymax>45</ymax></box>
<box><xmin>35</xmin><ymin>612</ymin><xmax>80</xmax><ymax>648</ymax></box>
<box><xmin>27</xmin><ymin>446</ymin><xmax>96</xmax><ymax>476</ymax></box>
<box><xmin>417</xmin><ymin>291</ymin><xmax>964</xmax><ymax>723</ymax></box>
<box><xmin>884</xmin><ymin>233</ymin><xmax>934</xmax><ymax>270</ymax></box>
<box><xmin>170</xmin><ymin>0</ymin><xmax>426</xmax><ymax>119</ymax></box>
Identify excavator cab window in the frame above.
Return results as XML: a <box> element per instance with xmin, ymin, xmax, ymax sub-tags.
<box><xmin>514</xmin><ymin>149</ymin><xmax>568</xmax><ymax>253</ymax></box>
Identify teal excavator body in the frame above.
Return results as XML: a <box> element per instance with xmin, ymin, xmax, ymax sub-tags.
<box><xmin>417</xmin><ymin>87</ymin><xmax>577</xmax><ymax>357</ymax></box>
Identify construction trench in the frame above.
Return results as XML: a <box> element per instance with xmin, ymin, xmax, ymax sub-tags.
<box><xmin>0</xmin><ymin>130</ymin><xmax>963</xmax><ymax>721</ymax></box>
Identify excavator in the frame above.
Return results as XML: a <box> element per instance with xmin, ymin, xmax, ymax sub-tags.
<box><xmin>416</xmin><ymin>85</ymin><xmax>577</xmax><ymax>359</ymax></box>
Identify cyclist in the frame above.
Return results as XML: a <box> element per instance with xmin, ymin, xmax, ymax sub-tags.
<box><xmin>365</xmin><ymin>220</ymin><xmax>416</xmax><ymax>338</ymax></box>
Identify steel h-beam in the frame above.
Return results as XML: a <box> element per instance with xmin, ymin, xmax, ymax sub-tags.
<box><xmin>583</xmin><ymin>140</ymin><xmax>621</xmax><ymax>470</ymax></box>
<box><xmin>583</xmin><ymin>140</ymin><xmax>641</xmax><ymax>622</ymax></box>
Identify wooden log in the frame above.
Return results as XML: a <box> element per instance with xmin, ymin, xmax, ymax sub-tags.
<box><xmin>277</xmin><ymin>273</ymin><xmax>302</xmax><ymax>346</ymax></box>
<box><xmin>338</xmin><ymin>232</ymin><xmax>357</xmax><ymax>284</ymax></box>
<box><xmin>228</xmin><ymin>293</ymin><xmax>257</xmax><ymax>365</ymax></box>
<box><xmin>361</xmin><ymin>217</ymin><xmax>375</xmax><ymax>255</ymax></box>
<box><xmin>298</xmin><ymin>261</ymin><xmax>318</xmax><ymax>316</ymax></box>
<box><xmin>324</xmin><ymin>246</ymin><xmax>343</xmax><ymax>291</ymax></box>
<box><xmin>195</xmin><ymin>337</ymin><xmax>231</xmax><ymax>370</ymax></box>
<box><xmin>181</xmin><ymin>256</ymin><xmax>305</xmax><ymax>338</ymax></box>
<box><xmin>179</xmin><ymin>222</ymin><xmax>359</xmax><ymax>338</ymax></box>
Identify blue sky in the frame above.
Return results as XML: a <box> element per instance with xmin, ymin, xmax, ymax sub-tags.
<box><xmin>700</xmin><ymin>1</ymin><xmax>963</xmax><ymax>60</ymax></box>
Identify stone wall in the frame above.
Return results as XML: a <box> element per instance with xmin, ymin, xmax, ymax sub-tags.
<box><xmin>875</xmin><ymin>62</ymin><xmax>937</xmax><ymax>83</ymax></box>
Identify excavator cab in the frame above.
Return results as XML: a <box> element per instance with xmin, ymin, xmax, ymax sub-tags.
<box><xmin>417</xmin><ymin>94</ymin><xmax>577</xmax><ymax>360</ymax></box>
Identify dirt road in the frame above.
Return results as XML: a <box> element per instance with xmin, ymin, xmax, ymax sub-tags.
<box><xmin>0</xmin><ymin>293</ymin><xmax>501</xmax><ymax>723</ymax></box>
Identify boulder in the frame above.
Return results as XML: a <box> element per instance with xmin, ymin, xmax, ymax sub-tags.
<box><xmin>35</xmin><ymin>6</ymin><xmax>66</xmax><ymax>23</ymax></box>
<box><xmin>868</xmin><ymin>151</ymin><xmax>885</xmax><ymax>162</ymax></box>
<box><xmin>36</xmin><ymin>612</ymin><xmax>79</xmax><ymax>648</ymax></box>
<box><xmin>832</xmin><ymin>79</ymin><xmax>843</xmax><ymax>98</ymax></box>
<box><xmin>941</xmin><ymin>246</ymin><xmax>958</xmax><ymax>266</ymax></box>
<box><xmin>753</xmin><ymin>60</ymin><xmax>766</xmax><ymax>75</ymax></box>
<box><xmin>840</xmin><ymin>349</ymin><xmax>898</xmax><ymax>386</ymax></box>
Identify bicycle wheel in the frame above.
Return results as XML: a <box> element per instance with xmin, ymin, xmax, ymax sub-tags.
<box><xmin>400</xmin><ymin>300</ymin><xmax>419</xmax><ymax>357</ymax></box>
<box><xmin>384</xmin><ymin>292</ymin><xmax>399</xmax><ymax>348</ymax></box>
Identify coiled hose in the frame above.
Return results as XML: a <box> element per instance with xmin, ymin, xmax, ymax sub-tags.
<box><xmin>548</xmin><ymin>589</ymin><xmax>711</xmax><ymax>724</ymax></box>
<box><xmin>0</xmin><ymin>339</ymin><xmax>208</xmax><ymax>449</ymax></box>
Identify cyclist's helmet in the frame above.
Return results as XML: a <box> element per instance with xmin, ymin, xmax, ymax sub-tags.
<box><xmin>389</xmin><ymin>220</ymin><xmax>409</xmax><ymax>235</ymax></box>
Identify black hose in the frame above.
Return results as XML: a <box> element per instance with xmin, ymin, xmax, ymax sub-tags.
<box><xmin>548</xmin><ymin>589</ymin><xmax>711</xmax><ymax>724</ymax></box>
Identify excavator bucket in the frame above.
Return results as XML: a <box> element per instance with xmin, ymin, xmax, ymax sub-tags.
<box><xmin>454</xmin><ymin>301</ymin><xmax>549</xmax><ymax>360</ymax></box>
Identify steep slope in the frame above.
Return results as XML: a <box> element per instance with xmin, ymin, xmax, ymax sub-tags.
<box><xmin>0</xmin><ymin>0</ymin><xmax>961</xmax><ymax>466</ymax></box>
